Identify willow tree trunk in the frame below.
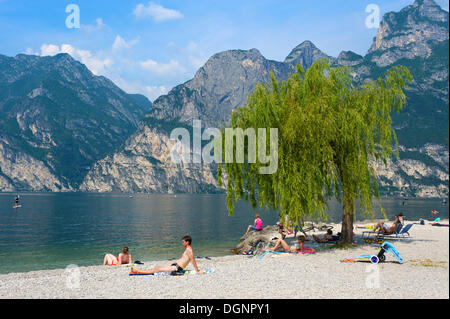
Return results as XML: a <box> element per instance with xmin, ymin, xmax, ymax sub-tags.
<box><xmin>340</xmin><ymin>192</ymin><xmax>354</xmax><ymax>244</ymax></box>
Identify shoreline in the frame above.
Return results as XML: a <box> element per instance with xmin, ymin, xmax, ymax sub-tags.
<box><xmin>2</xmin><ymin>215</ymin><xmax>445</xmax><ymax>276</ymax></box>
<box><xmin>2</xmin><ymin>191</ymin><xmax>448</xmax><ymax>198</ymax></box>
<box><xmin>1</xmin><ymin>219</ymin><xmax>448</xmax><ymax>299</ymax></box>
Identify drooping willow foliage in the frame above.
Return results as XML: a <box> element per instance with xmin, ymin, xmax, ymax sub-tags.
<box><xmin>216</xmin><ymin>59</ymin><xmax>412</xmax><ymax>243</ymax></box>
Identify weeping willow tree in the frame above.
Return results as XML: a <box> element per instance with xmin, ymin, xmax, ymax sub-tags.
<box><xmin>216</xmin><ymin>59</ymin><xmax>412</xmax><ymax>244</ymax></box>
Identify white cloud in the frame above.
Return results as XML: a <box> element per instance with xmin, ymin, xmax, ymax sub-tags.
<box><xmin>39</xmin><ymin>43</ymin><xmax>113</xmax><ymax>75</ymax></box>
<box><xmin>24</xmin><ymin>47</ymin><xmax>39</xmax><ymax>55</ymax></box>
<box><xmin>140</xmin><ymin>58</ymin><xmax>185</xmax><ymax>75</ymax></box>
<box><xmin>81</xmin><ymin>18</ymin><xmax>106</xmax><ymax>32</ymax></box>
<box><xmin>112</xmin><ymin>76</ymin><xmax>168</xmax><ymax>101</ymax></box>
<box><xmin>112</xmin><ymin>35</ymin><xmax>140</xmax><ymax>52</ymax></box>
<box><xmin>30</xmin><ymin>40</ymin><xmax>188</xmax><ymax>102</ymax></box>
<box><xmin>40</xmin><ymin>44</ymin><xmax>62</xmax><ymax>56</ymax></box>
<box><xmin>133</xmin><ymin>2</ymin><xmax>183</xmax><ymax>22</ymax></box>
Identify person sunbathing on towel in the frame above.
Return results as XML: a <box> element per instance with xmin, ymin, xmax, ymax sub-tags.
<box><xmin>312</xmin><ymin>229</ymin><xmax>334</xmax><ymax>243</ymax></box>
<box><xmin>130</xmin><ymin>235</ymin><xmax>200</xmax><ymax>274</ymax></box>
<box><xmin>262</xmin><ymin>235</ymin><xmax>314</xmax><ymax>253</ymax></box>
<box><xmin>372</xmin><ymin>215</ymin><xmax>402</xmax><ymax>234</ymax></box>
<box><xmin>103</xmin><ymin>246</ymin><xmax>132</xmax><ymax>266</ymax></box>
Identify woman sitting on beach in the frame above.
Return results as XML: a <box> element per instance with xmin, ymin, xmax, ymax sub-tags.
<box><xmin>244</xmin><ymin>214</ymin><xmax>263</xmax><ymax>236</ymax></box>
<box><xmin>261</xmin><ymin>235</ymin><xmax>315</xmax><ymax>254</ymax></box>
<box><xmin>103</xmin><ymin>246</ymin><xmax>132</xmax><ymax>266</ymax></box>
<box><xmin>372</xmin><ymin>215</ymin><xmax>402</xmax><ymax>234</ymax></box>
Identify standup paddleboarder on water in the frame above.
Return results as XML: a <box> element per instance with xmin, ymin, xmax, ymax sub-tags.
<box><xmin>14</xmin><ymin>195</ymin><xmax>20</xmax><ymax>208</ymax></box>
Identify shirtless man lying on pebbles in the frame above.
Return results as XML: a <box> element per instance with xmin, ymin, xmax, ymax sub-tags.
<box><xmin>130</xmin><ymin>235</ymin><xmax>201</xmax><ymax>274</ymax></box>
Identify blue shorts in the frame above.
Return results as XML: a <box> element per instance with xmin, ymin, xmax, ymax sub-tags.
<box><xmin>250</xmin><ymin>226</ymin><xmax>262</xmax><ymax>231</ymax></box>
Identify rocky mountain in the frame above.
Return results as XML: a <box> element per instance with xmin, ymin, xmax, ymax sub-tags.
<box><xmin>147</xmin><ymin>48</ymin><xmax>294</xmax><ymax>127</ymax></box>
<box><xmin>81</xmin><ymin>0</ymin><xmax>448</xmax><ymax>197</ymax></box>
<box><xmin>284</xmin><ymin>40</ymin><xmax>334</xmax><ymax>69</ymax></box>
<box><xmin>368</xmin><ymin>0</ymin><xmax>448</xmax><ymax>67</ymax></box>
<box><xmin>372</xmin><ymin>144</ymin><xmax>448</xmax><ymax>197</ymax></box>
<box><xmin>80</xmin><ymin>122</ymin><xmax>218</xmax><ymax>193</ymax></box>
<box><xmin>352</xmin><ymin>0</ymin><xmax>448</xmax><ymax>104</ymax></box>
<box><xmin>1</xmin><ymin>0</ymin><xmax>448</xmax><ymax>197</ymax></box>
<box><xmin>335</xmin><ymin>51</ymin><xmax>364</xmax><ymax>67</ymax></box>
<box><xmin>0</xmin><ymin>53</ymin><xmax>150</xmax><ymax>191</ymax></box>
<box><xmin>332</xmin><ymin>0</ymin><xmax>449</xmax><ymax>197</ymax></box>
<box><xmin>79</xmin><ymin>49</ymin><xmax>294</xmax><ymax>192</ymax></box>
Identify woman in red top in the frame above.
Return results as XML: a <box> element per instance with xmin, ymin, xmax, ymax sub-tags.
<box><xmin>103</xmin><ymin>246</ymin><xmax>132</xmax><ymax>266</ymax></box>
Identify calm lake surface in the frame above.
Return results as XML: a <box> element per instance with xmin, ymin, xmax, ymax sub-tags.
<box><xmin>0</xmin><ymin>193</ymin><xmax>448</xmax><ymax>274</ymax></box>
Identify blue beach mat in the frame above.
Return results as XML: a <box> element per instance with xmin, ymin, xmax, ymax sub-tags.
<box><xmin>129</xmin><ymin>270</ymin><xmax>186</xmax><ymax>276</ymax></box>
<box><xmin>129</xmin><ymin>269</ymin><xmax>215</xmax><ymax>276</ymax></box>
<box><xmin>259</xmin><ymin>250</ymin><xmax>290</xmax><ymax>259</ymax></box>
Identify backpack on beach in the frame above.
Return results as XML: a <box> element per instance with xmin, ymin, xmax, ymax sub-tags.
<box><xmin>242</xmin><ymin>239</ymin><xmax>266</xmax><ymax>256</ymax></box>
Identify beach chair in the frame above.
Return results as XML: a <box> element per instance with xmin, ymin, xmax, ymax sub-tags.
<box><xmin>363</xmin><ymin>223</ymin><xmax>412</xmax><ymax>241</ymax></box>
<box><xmin>382</xmin><ymin>224</ymin><xmax>413</xmax><ymax>238</ymax></box>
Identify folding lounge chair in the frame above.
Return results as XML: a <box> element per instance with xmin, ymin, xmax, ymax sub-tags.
<box><xmin>362</xmin><ymin>223</ymin><xmax>412</xmax><ymax>240</ymax></box>
<box><xmin>362</xmin><ymin>223</ymin><xmax>397</xmax><ymax>239</ymax></box>
<box><xmin>383</xmin><ymin>223</ymin><xmax>413</xmax><ymax>238</ymax></box>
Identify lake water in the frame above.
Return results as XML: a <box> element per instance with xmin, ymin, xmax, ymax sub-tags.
<box><xmin>0</xmin><ymin>193</ymin><xmax>448</xmax><ymax>274</ymax></box>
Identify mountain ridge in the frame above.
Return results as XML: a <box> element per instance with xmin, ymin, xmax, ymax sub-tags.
<box><xmin>1</xmin><ymin>0</ymin><xmax>448</xmax><ymax>197</ymax></box>
<box><xmin>0</xmin><ymin>53</ymin><xmax>151</xmax><ymax>190</ymax></box>
<box><xmin>79</xmin><ymin>0</ymin><xmax>448</xmax><ymax>197</ymax></box>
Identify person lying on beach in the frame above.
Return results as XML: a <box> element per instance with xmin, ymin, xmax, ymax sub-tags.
<box><xmin>103</xmin><ymin>246</ymin><xmax>132</xmax><ymax>266</ymax></box>
<box><xmin>312</xmin><ymin>229</ymin><xmax>334</xmax><ymax>243</ymax></box>
<box><xmin>244</xmin><ymin>214</ymin><xmax>263</xmax><ymax>236</ymax></box>
<box><xmin>261</xmin><ymin>235</ymin><xmax>314</xmax><ymax>254</ymax></box>
<box><xmin>130</xmin><ymin>235</ymin><xmax>200</xmax><ymax>274</ymax></box>
<box><xmin>372</xmin><ymin>215</ymin><xmax>402</xmax><ymax>234</ymax></box>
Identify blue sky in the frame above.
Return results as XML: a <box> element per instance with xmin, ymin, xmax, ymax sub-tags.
<box><xmin>0</xmin><ymin>0</ymin><xmax>448</xmax><ymax>101</ymax></box>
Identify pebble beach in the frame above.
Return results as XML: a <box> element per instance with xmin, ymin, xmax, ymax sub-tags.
<box><xmin>0</xmin><ymin>219</ymin><xmax>448</xmax><ymax>299</ymax></box>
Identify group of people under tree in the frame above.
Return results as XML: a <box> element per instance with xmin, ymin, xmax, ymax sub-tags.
<box><xmin>242</xmin><ymin>210</ymin><xmax>405</xmax><ymax>253</ymax></box>
<box><xmin>102</xmin><ymin>210</ymin><xmax>405</xmax><ymax>274</ymax></box>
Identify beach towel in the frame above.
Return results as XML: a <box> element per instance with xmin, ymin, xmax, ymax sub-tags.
<box><xmin>129</xmin><ymin>270</ymin><xmax>188</xmax><ymax>276</ymax></box>
<box><xmin>340</xmin><ymin>255</ymin><xmax>377</xmax><ymax>263</ymax></box>
<box><xmin>357</xmin><ymin>225</ymin><xmax>375</xmax><ymax>229</ymax></box>
<box><xmin>432</xmin><ymin>223</ymin><xmax>449</xmax><ymax>227</ymax></box>
<box><xmin>129</xmin><ymin>272</ymin><xmax>165</xmax><ymax>276</ymax></box>
<box><xmin>270</xmin><ymin>253</ymin><xmax>292</xmax><ymax>258</ymax></box>
<box><xmin>109</xmin><ymin>263</ymin><xmax>137</xmax><ymax>267</ymax></box>
<box><xmin>259</xmin><ymin>248</ymin><xmax>316</xmax><ymax>259</ymax></box>
<box><xmin>129</xmin><ymin>269</ymin><xmax>215</xmax><ymax>276</ymax></box>
<box><xmin>259</xmin><ymin>250</ymin><xmax>288</xmax><ymax>259</ymax></box>
<box><xmin>340</xmin><ymin>242</ymin><xmax>403</xmax><ymax>264</ymax></box>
